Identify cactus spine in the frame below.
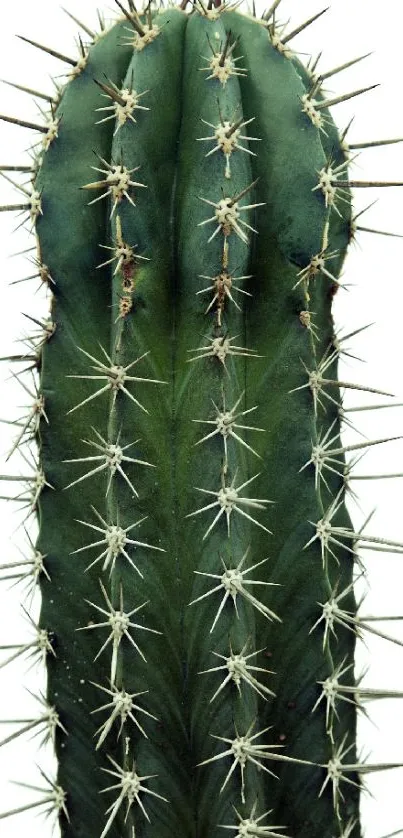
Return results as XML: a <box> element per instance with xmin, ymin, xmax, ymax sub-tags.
<box><xmin>1</xmin><ymin>2</ymin><xmax>403</xmax><ymax>837</ymax></box>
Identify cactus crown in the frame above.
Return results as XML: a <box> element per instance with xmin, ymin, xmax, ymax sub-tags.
<box><xmin>0</xmin><ymin>2</ymin><xmax>403</xmax><ymax>838</ymax></box>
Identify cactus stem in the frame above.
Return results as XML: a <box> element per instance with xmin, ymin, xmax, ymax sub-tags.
<box><xmin>192</xmin><ymin>388</ymin><xmax>264</xmax><ymax>460</ymax></box>
<box><xmin>77</xmin><ymin>579</ymin><xmax>162</xmax><ymax>681</ymax></box>
<box><xmin>0</xmin><ymin>769</ymin><xmax>68</xmax><ymax>823</ymax></box>
<box><xmin>219</xmin><ymin>802</ymin><xmax>287</xmax><ymax>838</ymax></box>
<box><xmin>17</xmin><ymin>35</ymin><xmax>79</xmax><ymax>67</ymax></box>
<box><xmin>100</xmin><ymin>755</ymin><xmax>168</xmax><ymax>838</ymax></box>
<box><xmin>281</xmin><ymin>8</ymin><xmax>329</xmax><ymax>45</ymax></box>
<box><xmin>189</xmin><ymin>549</ymin><xmax>280</xmax><ymax>631</ymax></box>
<box><xmin>73</xmin><ymin>505</ymin><xmax>165</xmax><ymax>574</ymax></box>
<box><xmin>199</xmin><ymin>640</ymin><xmax>276</xmax><ymax>701</ymax></box>
<box><xmin>66</xmin><ymin>345</ymin><xmax>166</xmax><ymax>416</ymax></box>
<box><xmin>63</xmin><ymin>427</ymin><xmax>155</xmax><ymax>495</ymax></box>
<box><xmin>186</xmin><ymin>469</ymin><xmax>274</xmax><ymax>539</ymax></box>
<box><xmin>91</xmin><ymin>681</ymin><xmax>158</xmax><ymax>748</ymax></box>
<box><xmin>0</xmin><ymin>3</ymin><xmax>386</xmax><ymax>831</ymax></box>
<box><xmin>61</xmin><ymin>7</ymin><xmax>97</xmax><ymax>39</ymax></box>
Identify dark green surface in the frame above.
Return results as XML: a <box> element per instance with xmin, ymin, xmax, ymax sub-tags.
<box><xmin>33</xmin><ymin>7</ymin><xmax>359</xmax><ymax>838</ymax></box>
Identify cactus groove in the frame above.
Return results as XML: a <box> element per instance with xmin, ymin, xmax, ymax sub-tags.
<box><xmin>1</xmin><ymin>2</ymin><xmax>403</xmax><ymax>838</ymax></box>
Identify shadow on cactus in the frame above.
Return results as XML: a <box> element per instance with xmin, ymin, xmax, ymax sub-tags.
<box><xmin>1</xmin><ymin>1</ymin><xmax>403</xmax><ymax>837</ymax></box>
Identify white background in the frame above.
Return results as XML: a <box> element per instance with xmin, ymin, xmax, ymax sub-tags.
<box><xmin>0</xmin><ymin>1</ymin><xmax>402</xmax><ymax>836</ymax></box>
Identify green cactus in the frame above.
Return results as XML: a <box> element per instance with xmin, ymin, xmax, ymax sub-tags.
<box><xmin>0</xmin><ymin>2</ymin><xmax>403</xmax><ymax>837</ymax></box>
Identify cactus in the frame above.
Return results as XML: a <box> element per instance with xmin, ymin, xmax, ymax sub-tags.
<box><xmin>0</xmin><ymin>1</ymin><xmax>403</xmax><ymax>837</ymax></box>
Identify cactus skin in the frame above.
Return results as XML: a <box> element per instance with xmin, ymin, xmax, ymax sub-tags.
<box><xmin>1</xmin><ymin>3</ymin><xmax>403</xmax><ymax>838</ymax></box>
